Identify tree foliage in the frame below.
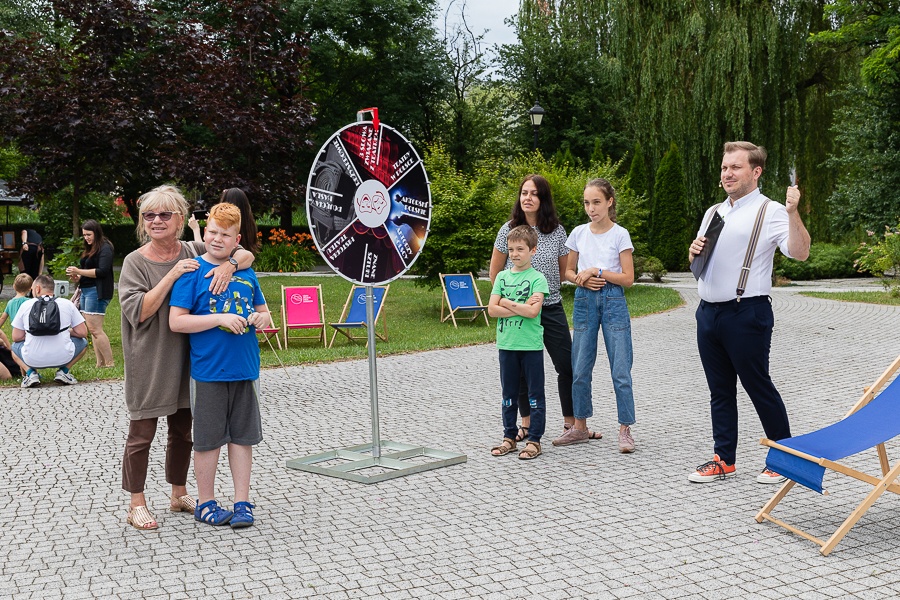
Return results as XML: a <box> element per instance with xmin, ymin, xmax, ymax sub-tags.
<box><xmin>289</xmin><ymin>0</ymin><xmax>447</xmax><ymax>152</ymax></box>
<box><xmin>0</xmin><ymin>0</ymin><xmax>313</xmax><ymax>234</ymax></box>
<box><xmin>498</xmin><ymin>0</ymin><xmax>630</xmax><ymax>162</ymax></box>
<box><xmin>651</xmin><ymin>143</ymin><xmax>690</xmax><ymax>271</ymax></box>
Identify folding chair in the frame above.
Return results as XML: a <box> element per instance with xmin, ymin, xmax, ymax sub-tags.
<box><xmin>281</xmin><ymin>285</ymin><xmax>326</xmax><ymax>347</ymax></box>
<box><xmin>439</xmin><ymin>273</ymin><xmax>489</xmax><ymax>327</ymax></box>
<box><xmin>328</xmin><ymin>285</ymin><xmax>389</xmax><ymax>348</ymax></box>
<box><xmin>256</xmin><ymin>318</ymin><xmax>282</xmax><ymax>350</ymax></box>
<box><xmin>756</xmin><ymin>354</ymin><xmax>900</xmax><ymax>555</ymax></box>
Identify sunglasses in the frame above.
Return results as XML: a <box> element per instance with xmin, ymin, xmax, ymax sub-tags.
<box><xmin>142</xmin><ymin>211</ymin><xmax>176</xmax><ymax>222</ymax></box>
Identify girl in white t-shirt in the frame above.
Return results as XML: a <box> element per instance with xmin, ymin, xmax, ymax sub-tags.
<box><xmin>553</xmin><ymin>178</ymin><xmax>637</xmax><ymax>453</ymax></box>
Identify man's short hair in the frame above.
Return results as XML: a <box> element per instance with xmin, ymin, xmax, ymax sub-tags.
<box><xmin>723</xmin><ymin>141</ymin><xmax>767</xmax><ymax>171</ymax></box>
<box><xmin>507</xmin><ymin>225</ymin><xmax>538</xmax><ymax>250</ymax></box>
<box><xmin>33</xmin><ymin>274</ymin><xmax>54</xmax><ymax>293</ymax></box>
<box><xmin>208</xmin><ymin>203</ymin><xmax>242</xmax><ymax>230</ymax></box>
<box><xmin>13</xmin><ymin>273</ymin><xmax>33</xmax><ymax>294</ymax></box>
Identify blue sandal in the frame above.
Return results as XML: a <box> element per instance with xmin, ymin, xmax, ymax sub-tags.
<box><xmin>231</xmin><ymin>501</ymin><xmax>255</xmax><ymax>529</ymax></box>
<box><xmin>194</xmin><ymin>500</ymin><xmax>233</xmax><ymax>526</ymax></box>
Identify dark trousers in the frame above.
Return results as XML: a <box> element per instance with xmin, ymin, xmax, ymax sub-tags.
<box><xmin>696</xmin><ymin>296</ymin><xmax>790</xmax><ymax>466</ymax></box>
<box><xmin>500</xmin><ymin>349</ymin><xmax>545</xmax><ymax>442</ymax></box>
<box><xmin>122</xmin><ymin>408</ymin><xmax>193</xmax><ymax>493</ymax></box>
<box><xmin>517</xmin><ymin>302</ymin><xmax>573</xmax><ymax>418</ymax></box>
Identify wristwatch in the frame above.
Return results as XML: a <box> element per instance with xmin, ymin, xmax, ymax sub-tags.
<box><xmin>228</xmin><ymin>257</ymin><xmax>238</xmax><ymax>268</ymax></box>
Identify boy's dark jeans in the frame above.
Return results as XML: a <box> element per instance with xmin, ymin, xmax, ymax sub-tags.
<box><xmin>499</xmin><ymin>349</ymin><xmax>545</xmax><ymax>443</ymax></box>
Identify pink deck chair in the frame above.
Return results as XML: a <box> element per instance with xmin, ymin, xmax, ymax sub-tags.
<box><xmin>281</xmin><ymin>285</ymin><xmax>326</xmax><ymax>347</ymax></box>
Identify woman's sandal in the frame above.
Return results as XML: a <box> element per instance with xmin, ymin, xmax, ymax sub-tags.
<box><xmin>170</xmin><ymin>494</ymin><xmax>197</xmax><ymax>514</ymax></box>
<box><xmin>490</xmin><ymin>438</ymin><xmax>517</xmax><ymax>456</ymax></box>
<box><xmin>126</xmin><ymin>505</ymin><xmax>159</xmax><ymax>531</ymax></box>
<box><xmin>230</xmin><ymin>501</ymin><xmax>256</xmax><ymax>529</ymax></box>
<box><xmin>515</xmin><ymin>426</ymin><xmax>529</xmax><ymax>442</ymax></box>
<box><xmin>563</xmin><ymin>424</ymin><xmax>602</xmax><ymax>440</ymax></box>
<box><xmin>518</xmin><ymin>441</ymin><xmax>542</xmax><ymax>460</ymax></box>
<box><xmin>194</xmin><ymin>500</ymin><xmax>233</xmax><ymax>526</ymax></box>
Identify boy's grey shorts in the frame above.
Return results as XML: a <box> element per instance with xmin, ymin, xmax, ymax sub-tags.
<box><xmin>190</xmin><ymin>378</ymin><xmax>263</xmax><ymax>452</ymax></box>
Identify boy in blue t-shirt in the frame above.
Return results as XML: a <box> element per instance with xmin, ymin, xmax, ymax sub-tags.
<box><xmin>488</xmin><ymin>225</ymin><xmax>549</xmax><ymax>460</ymax></box>
<box><xmin>170</xmin><ymin>202</ymin><xmax>270</xmax><ymax>529</ymax></box>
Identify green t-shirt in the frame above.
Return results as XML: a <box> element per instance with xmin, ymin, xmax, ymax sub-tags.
<box><xmin>4</xmin><ymin>296</ymin><xmax>28</xmax><ymax>324</ymax></box>
<box><xmin>491</xmin><ymin>267</ymin><xmax>549</xmax><ymax>351</ymax></box>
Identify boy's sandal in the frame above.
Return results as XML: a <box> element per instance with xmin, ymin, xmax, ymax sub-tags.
<box><xmin>194</xmin><ymin>500</ymin><xmax>233</xmax><ymax>526</ymax></box>
<box><xmin>126</xmin><ymin>505</ymin><xmax>159</xmax><ymax>531</ymax></box>
<box><xmin>490</xmin><ymin>438</ymin><xmax>517</xmax><ymax>456</ymax></box>
<box><xmin>515</xmin><ymin>426</ymin><xmax>529</xmax><ymax>442</ymax></box>
<box><xmin>564</xmin><ymin>424</ymin><xmax>602</xmax><ymax>440</ymax></box>
<box><xmin>518</xmin><ymin>441</ymin><xmax>542</xmax><ymax>460</ymax></box>
<box><xmin>230</xmin><ymin>501</ymin><xmax>256</xmax><ymax>529</ymax></box>
<box><xmin>170</xmin><ymin>494</ymin><xmax>197</xmax><ymax>513</ymax></box>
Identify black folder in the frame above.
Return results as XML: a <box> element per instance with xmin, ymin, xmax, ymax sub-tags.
<box><xmin>690</xmin><ymin>211</ymin><xmax>725</xmax><ymax>280</ymax></box>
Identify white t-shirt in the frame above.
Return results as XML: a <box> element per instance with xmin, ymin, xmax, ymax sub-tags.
<box><xmin>565</xmin><ymin>223</ymin><xmax>634</xmax><ymax>274</ymax></box>
<box><xmin>12</xmin><ymin>296</ymin><xmax>85</xmax><ymax>368</ymax></box>
<box><xmin>696</xmin><ymin>188</ymin><xmax>792</xmax><ymax>302</ymax></box>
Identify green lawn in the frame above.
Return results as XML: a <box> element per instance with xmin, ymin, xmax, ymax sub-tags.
<box><xmin>1</xmin><ymin>276</ymin><xmax>683</xmax><ymax>385</ymax></box>
<box><xmin>800</xmin><ymin>291</ymin><xmax>900</xmax><ymax>306</ymax></box>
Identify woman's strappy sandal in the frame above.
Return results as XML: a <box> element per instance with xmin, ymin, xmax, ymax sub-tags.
<box><xmin>126</xmin><ymin>505</ymin><xmax>159</xmax><ymax>531</ymax></box>
<box><xmin>170</xmin><ymin>494</ymin><xmax>197</xmax><ymax>514</ymax></box>
<box><xmin>515</xmin><ymin>426</ymin><xmax>529</xmax><ymax>442</ymax></box>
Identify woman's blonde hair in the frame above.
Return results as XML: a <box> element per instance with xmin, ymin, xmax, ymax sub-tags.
<box><xmin>135</xmin><ymin>185</ymin><xmax>189</xmax><ymax>244</ymax></box>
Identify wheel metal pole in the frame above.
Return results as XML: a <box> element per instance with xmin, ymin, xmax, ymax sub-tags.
<box><xmin>366</xmin><ymin>285</ymin><xmax>381</xmax><ymax>458</ymax></box>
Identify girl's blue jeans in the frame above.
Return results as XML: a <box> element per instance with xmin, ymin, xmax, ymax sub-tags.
<box><xmin>571</xmin><ymin>283</ymin><xmax>636</xmax><ymax>425</ymax></box>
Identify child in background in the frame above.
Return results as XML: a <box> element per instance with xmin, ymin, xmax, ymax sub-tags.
<box><xmin>169</xmin><ymin>203</ymin><xmax>270</xmax><ymax>529</ymax></box>
<box><xmin>0</xmin><ymin>273</ymin><xmax>34</xmax><ymax>331</ymax></box>
<box><xmin>488</xmin><ymin>225</ymin><xmax>549</xmax><ymax>460</ymax></box>
<box><xmin>0</xmin><ymin>274</ymin><xmax>35</xmax><ymax>380</ymax></box>
<box><xmin>555</xmin><ymin>178</ymin><xmax>637</xmax><ymax>453</ymax></box>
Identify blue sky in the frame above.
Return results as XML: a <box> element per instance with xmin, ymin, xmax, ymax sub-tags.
<box><xmin>435</xmin><ymin>0</ymin><xmax>519</xmax><ymax>49</ymax></box>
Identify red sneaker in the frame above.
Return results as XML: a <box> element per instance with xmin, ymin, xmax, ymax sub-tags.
<box><xmin>756</xmin><ymin>467</ymin><xmax>787</xmax><ymax>484</ymax></box>
<box><xmin>688</xmin><ymin>454</ymin><xmax>736</xmax><ymax>483</ymax></box>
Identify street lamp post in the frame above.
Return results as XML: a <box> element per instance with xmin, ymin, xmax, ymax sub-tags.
<box><xmin>528</xmin><ymin>102</ymin><xmax>545</xmax><ymax>151</ymax></box>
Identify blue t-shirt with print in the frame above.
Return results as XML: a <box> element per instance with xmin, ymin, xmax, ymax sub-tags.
<box><xmin>170</xmin><ymin>257</ymin><xmax>267</xmax><ymax>382</ymax></box>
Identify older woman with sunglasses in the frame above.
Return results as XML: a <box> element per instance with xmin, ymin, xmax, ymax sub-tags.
<box><xmin>118</xmin><ymin>185</ymin><xmax>254</xmax><ymax>531</ymax></box>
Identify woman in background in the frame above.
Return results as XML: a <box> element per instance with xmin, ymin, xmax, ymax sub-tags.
<box><xmin>188</xmin><ymin>188</ymin><xmax>260</xmax><ymax>255</ymax></box>
<box><xmin>66</xmin><ymin>220</ymin><xmax>115</xmax><ymax>367</ymax></box>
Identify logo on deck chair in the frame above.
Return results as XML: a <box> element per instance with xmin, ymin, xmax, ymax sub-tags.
<box><xmin>448</xmin><ymin>280</ymin><xmax>469</xmax><ymax>291</ymax></box>
<box><xmin>289</xmin><ymin>292</ymin><xmax>314</xmax><ymax>305</ymax></box>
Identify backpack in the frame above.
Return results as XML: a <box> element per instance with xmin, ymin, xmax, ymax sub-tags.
<box><xmin>27</xmin><ymin>296</ymin><xmax>68</xmax><ymax>337</ymax></box>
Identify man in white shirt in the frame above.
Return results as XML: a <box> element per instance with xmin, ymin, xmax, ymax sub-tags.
<box><xmin>686</xmin><ymin>141</ymin><xmax>810</xmax><ymax>484</ymax></box>
<box><xmin>11</xmin><ymin>274</ymin><xmax>89</xmax><ymax>387</ymax></box>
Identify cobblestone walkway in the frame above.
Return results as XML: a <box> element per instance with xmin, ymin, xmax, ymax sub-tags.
<box><xmin>1</xmin><ymin>276</ymin><xmax>898</xmax><ymax>599</ymax></box>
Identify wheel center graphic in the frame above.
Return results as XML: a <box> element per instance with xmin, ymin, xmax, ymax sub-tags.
<box><xmin>354</xmin><ymin>179</ymin><xmax>390</xmax><ymax>229</ymax></box>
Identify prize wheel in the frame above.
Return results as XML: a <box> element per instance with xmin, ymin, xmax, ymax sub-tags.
<box><xmin>305</xmin><ymin>121</ymin><xmax>431</xmax><ymax>286</ymax></box>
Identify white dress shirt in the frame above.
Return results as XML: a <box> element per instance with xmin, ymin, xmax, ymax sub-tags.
<box><xmin>697</xmin><ymin>188</ymin><xmax>793</xmax><ymax>302</ymax></box>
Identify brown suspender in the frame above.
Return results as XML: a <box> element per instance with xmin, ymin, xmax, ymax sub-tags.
<box><xmin>736</xmin><ymin>200</ymin><xmax>771</xmax><ymax>301</ymax></box>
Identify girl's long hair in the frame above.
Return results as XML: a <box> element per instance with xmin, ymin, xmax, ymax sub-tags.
<box><xmin>80</xmin><ymin>219</ymin><xmax>112</xmax><ymax>259</ymax></box>
<box><xmin>509</xmin><ymin>174</ymin><xmax>561</xmax><ymax>234</ymax></box>
<box><xmin>220</xmin><ymin>188</ymin><xmax>260</xmax><ymax>255</ymax></box>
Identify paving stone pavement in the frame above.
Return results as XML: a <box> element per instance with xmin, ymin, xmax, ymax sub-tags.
<box><xmin>2</xmin><ymin>276</ymin><xmax>899</xmax><ymax>599</ymax></box>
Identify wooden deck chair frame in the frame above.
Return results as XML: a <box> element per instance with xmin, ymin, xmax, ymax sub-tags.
<box><xmin>328</xmin><ymin>285</ymin><xmax>389</xmax><ymax>348</ymax></box>
<box><xmin>281</xmin><ymin>285</ymin><xmax>326</xmax><ymax>347</ymax></box>
<box><xmin>756</xmin><ymin>354</ymin><xmax>900</xmax><ymax>555</ymax></box>
<box><xmin>256</xmin><ymin>320</ymin><xmax>282</xmax><ymax>350</ymax></box>
<box><xmin>439</xmin><ymin>272</ymin><xmax>489</xmax><ymax>327</ymax></box>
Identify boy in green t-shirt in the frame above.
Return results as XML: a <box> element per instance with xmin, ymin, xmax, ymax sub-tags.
<box><xmin>488</xmin><ymin>225</ymin><xmax>550</xmax><ymax>460</ymax></box>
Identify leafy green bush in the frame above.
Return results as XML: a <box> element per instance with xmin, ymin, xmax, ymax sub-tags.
<box><xmin>254</xmin><ymin>229</ymin><xmax>318</xmax><ymax>273</ymax></box>
<box><xmin>775</xmin><ymin>243</ymin><xmax>860</xmax><ymax>280</ymax></box>
<box><xmin>634</xmin><ymin>255</ymin><xmax>667</xmax><ymax>282</ymax></box>
<box><xmin>854</xmin><ymin>226</ymin><xmax>900</xmax><ymax>295</ymax></box>
<box><xmin>413</xmin><ymin>144</ymin><xmax>507</xmax><ymax>289</ymax></box>
<box><xmin>45</xmin><ymin>237</ymin><xmax>83</xmax><ymax>278</ymax></box>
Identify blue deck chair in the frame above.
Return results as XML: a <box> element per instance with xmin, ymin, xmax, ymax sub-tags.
<box><xmin>756</xmin><ymin>354</ymin><xmax>900</xmax><ymax>555</ymax></box>
<box><xmin>328</xmin><ymin>285</ymin><xmax>389</xmax><ymax>348</ymax></box>
<box><xmin>439</xmin><ymin>273</ymin><xmax>489</xmax><ymax>327</ymax></box>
